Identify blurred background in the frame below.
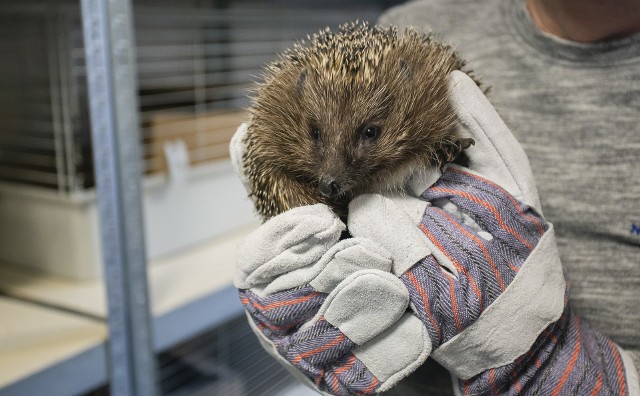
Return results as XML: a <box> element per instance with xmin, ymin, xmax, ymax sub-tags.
<box><xmin>0</xmin><ymin>0</ymin><xmax>403</xmax><ymax>395</ymax></box>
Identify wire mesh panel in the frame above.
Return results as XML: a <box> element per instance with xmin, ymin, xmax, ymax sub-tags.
<box><xmin>0</xmin><ymin>9</ymin><xmax>83</xmax><ymax>190</ymax></box>
<box><xmin>85</xmin><ymin>315</ymin><xmax>319</xmax><ymax>396</ymax></box>
<box><xmin>158</xmin><ymin>316</ymin><xmax>295</xmax><ymax>396</ymax></box>
<box><xmin>0</xmin><ymin>0</ymin><xmax>389</xmax><ymax>193</ymax></box>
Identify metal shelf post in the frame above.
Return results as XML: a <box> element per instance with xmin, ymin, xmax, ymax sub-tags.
<box><xmin>80</xmin><ymin>0</ymin><xmax>158</xmax><ymax>394</ymax></box>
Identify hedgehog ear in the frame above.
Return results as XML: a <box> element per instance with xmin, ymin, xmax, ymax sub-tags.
<box><xmin>398</xmin><ymin>59</ymin><xmax>412</xmax><ymax>81</ymax></box>
<box><xmin>295</xmin><ymin>69</ymin><xmax>308</xmax><ymax>98</ymax></box>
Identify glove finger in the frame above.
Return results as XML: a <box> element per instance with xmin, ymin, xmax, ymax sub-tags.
<box><xmin>307</xmin><ymin>237</ymin><xmax>392</xmax><ymax>294</ymax></box>
<box><xmin>348</xmin><ymin>194</ymin><xmax>432</xmax><ymax>276</ymax></box>
<box><xmin>318</xmin><ymin>270</ymin><xmax>409</xmax><ymax>346</ymax></box>
<box><xmin>352</xmin><ymin>313</ymin><xmax>431</xmax><ymax>393</ymax></box>
<box><xmin>350</xmin><ymin>193</ymin><xmax>467</xmax><ymax>279</ymax></box>
<box><xmin>447</xmin><ymin>70</ymin><xmax>542</xmax><ymax>212</ymax></box>
<box><xmin>259</xmin><ymin>237</ymin><xmax>392</xmax><ymax>296</ymax></box>
<box><xmin>248</xmin><ymin>236</ymin><xmax>391</xmax><ymax>297</ymax></box>
<box><xmin>235</xmin><ymin>204</ymin><xmax>345</xmax><ymax>289</ymax></box>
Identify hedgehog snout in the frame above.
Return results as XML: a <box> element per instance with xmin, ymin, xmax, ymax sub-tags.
<box><xmin>318</xmin><ymin>176</ymin><xmax>340</xmax><ymax>198</ymax></box>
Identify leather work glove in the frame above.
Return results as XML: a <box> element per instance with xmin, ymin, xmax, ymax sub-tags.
<box><xmin>230</xmin><ymin>71</ymin><xmax>639</xmax><ymax>395</ymax></box>
<box><xmin>234</xmin><ymin>204</ymin><xmax>431</xmax><ymax>395</ymax></box>
<box><xmin>348</xmin><ymin>71</ymin><xmax>639</xmax><ymax>395</ymax></box>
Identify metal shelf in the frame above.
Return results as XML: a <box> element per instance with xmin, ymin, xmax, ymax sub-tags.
<box><xmin>0</xmin><ymin>297</ymin><xmax>107</xmax><ymax>396</ymax></box>
<box><xmin>0</xmin><ymin>223</ymin><xmax>256</xmax><ymax>396</ymax></box>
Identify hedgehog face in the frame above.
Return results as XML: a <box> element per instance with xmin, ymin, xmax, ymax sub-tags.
<box><xmin>246</xmin><ymin>23</ymin><xmax>465</xmax><ymax>219</ymax></box>
<box><xmin>300</xmin><ymin>70</ymin><xmax>397</xmax><ymax>202</ymax></box>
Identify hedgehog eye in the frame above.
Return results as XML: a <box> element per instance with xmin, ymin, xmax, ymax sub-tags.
<box><xmin>311</xmin><ymin>127</ymin><xmax>321</xmax><ymax>140</ymax></box>
<box><xmin>361</xmin><ymin>125</ymin><xmax>380</xmax><ymax>141</ymax></box>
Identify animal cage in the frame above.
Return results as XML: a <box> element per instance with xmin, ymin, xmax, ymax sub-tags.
<box><xmin>0</xmin><ymin>0</ymin><xmax>386</xmax><ymax>279</ymax></box>
<box><xmin>0</xmin><ymin>1</ymin><xmax>399</xmax><ymax>394</ymax></box>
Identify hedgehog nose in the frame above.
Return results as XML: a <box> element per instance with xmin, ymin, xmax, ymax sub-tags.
<box><xmin>319</xmin><ymin>178</ymin><xmax>340</xmax><ymax>198</ymax></box>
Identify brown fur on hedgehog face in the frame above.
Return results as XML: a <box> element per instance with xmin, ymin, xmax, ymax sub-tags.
<box><xmin>244</xmin><ymin>23</ymin><xmax>467</xmax><ymax>219</ymax></box>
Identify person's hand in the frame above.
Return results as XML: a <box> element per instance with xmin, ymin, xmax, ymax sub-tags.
<box><xmin>234</xmin><ymin>204</ymin><xmax>431</xmax><ymax>395</ymax></box>
<box><xmin>348</xmin><ymin>71</ymin><xmax>638</xmax><ymax>395</ymax></box>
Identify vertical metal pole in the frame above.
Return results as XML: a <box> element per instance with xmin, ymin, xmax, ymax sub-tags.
<box><xmin>56</xmin><ymin>12</ymin><xmax>79</xmax><ymax>192</ymax></box>
<box><xmin>46</xmin><ymin>14</ymin><xmax>67</xmax><ymax>193</ymax></box>
<box><xmin>80</xmin><ymin>0</ymin><xmax>158</xmax><ymax>395</ymax></box>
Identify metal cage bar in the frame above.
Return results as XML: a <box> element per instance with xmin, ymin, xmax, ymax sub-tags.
<box><xmin>80</xmin><ymin>0</ymin><xmax>157</xmax><ymax>395</ymax></box>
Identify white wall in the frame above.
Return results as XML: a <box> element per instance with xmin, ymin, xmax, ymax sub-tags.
<box><xmin>0</xmin><ymin>160</ymin><xmax>258</xmax><ymax>279</ymax></box>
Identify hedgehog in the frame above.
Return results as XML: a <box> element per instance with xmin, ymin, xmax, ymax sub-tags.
<box><xmin>241</xmin><ymin>22</ymin><xmax>475</xmax><ymax>219</ymax></box>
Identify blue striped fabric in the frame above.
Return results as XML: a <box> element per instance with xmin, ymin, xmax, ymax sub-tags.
<box><xmin>239</xmin><ymin>286</ymin><xmax>325</xmax><ymax>337</ymax></box>
<box><xmin>278</xmin><ymin>319</ymin><xmax>381</xmax><ymax>395</ymax></box>
<box><xmin>402</xmin><ymin>167</ymin><xmax>548</xmax><ymax>347</ymax></box>
<box><xmin>460</xmin><ymin>302</ymin><xmax>630</xmax><ymax>395</ymax></box>
<box><xmin>239</xmin><ymin>288</ymin><xmax>382</xmax><ymax>394</ymax></box>
<box><xmin>405</xmin><ymin>168</ymin><xmax>630</xmax><ymax>395</ymax></box>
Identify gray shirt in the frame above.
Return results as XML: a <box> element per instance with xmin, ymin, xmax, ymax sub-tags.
<box><xmin>379</xmin><ymin>0</ymin><xmax>640</xmax><ymax>391</ymax></box>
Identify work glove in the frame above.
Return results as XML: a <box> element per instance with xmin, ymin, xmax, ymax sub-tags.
<box><xmin>234</xmin><ymin>203</ymin><xmax>430</xmax><ymax>395</ymax></box>
<box><xmin>348</xmin><ymin>70</ymin><xmax>639</xmax><ymax>395</ymax></box>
